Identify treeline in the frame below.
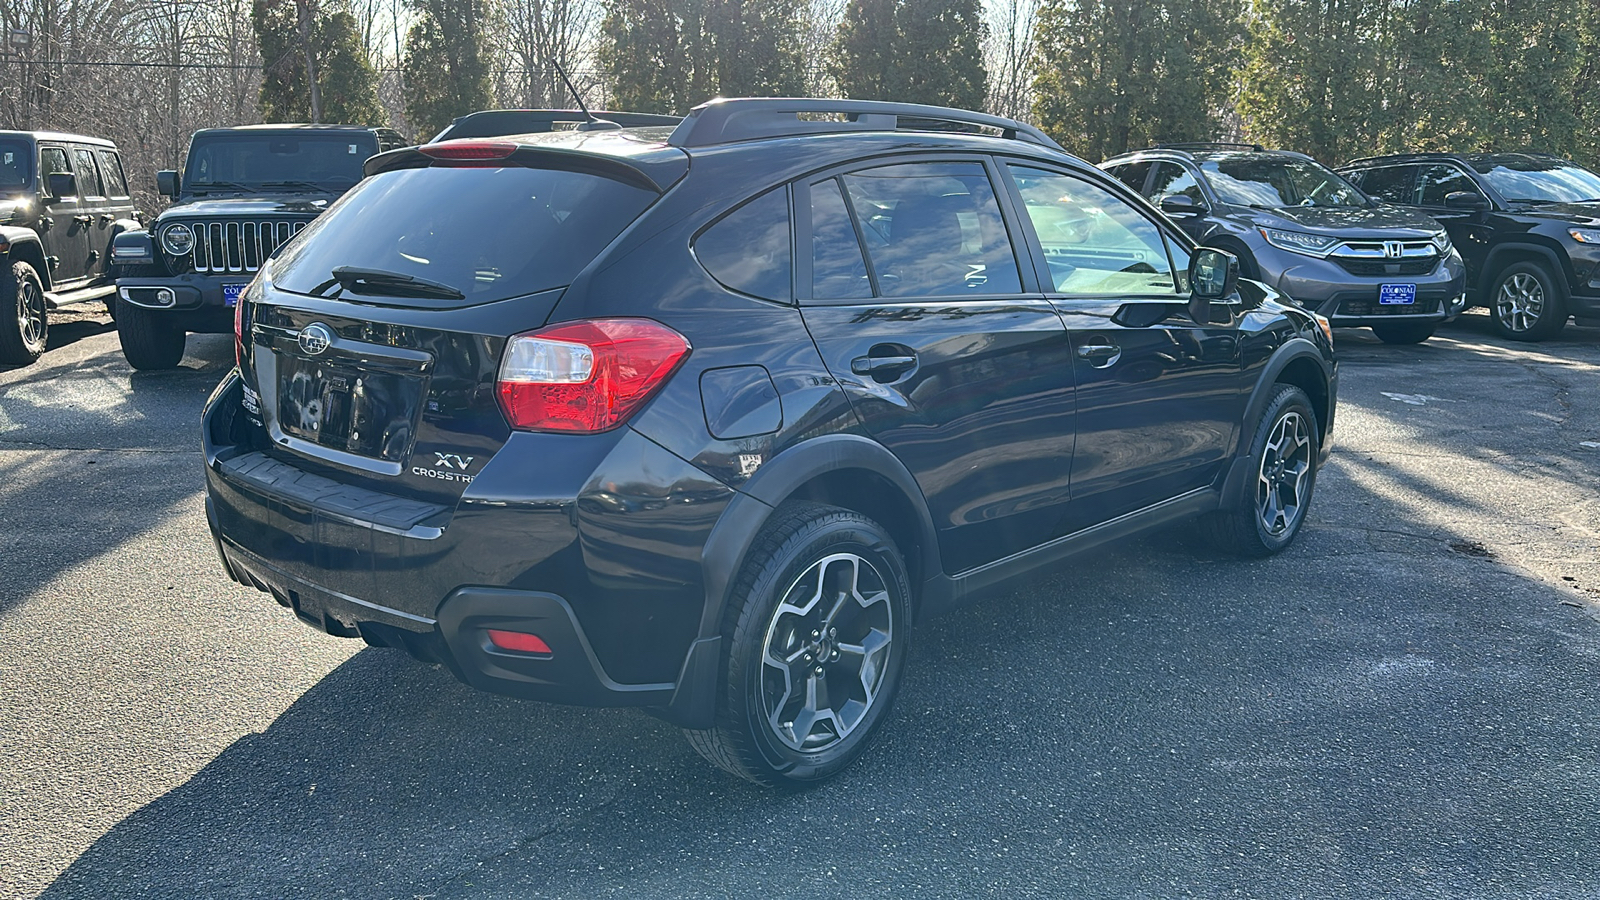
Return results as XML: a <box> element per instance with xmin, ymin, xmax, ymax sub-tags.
<box><xmin>4</xmin><ymin>0</ymin><xmax>1600</xmax><ymax>216</ymax></box>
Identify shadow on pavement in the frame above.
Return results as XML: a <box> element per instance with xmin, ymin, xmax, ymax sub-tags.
<box><xmin>28</xmin><ymin>313</ymin><xmax>1600</xmax><ymax>898</ymax></box>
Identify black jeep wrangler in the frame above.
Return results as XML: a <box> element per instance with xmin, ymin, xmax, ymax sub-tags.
<box><xmin>111</xmin><ymin>124</ymin><xmax>403</xmax><ymax>369</ymax></box>
<box><xmin>0</xmin><ymin>130</ymin><xmax>142</xmax><ymax>366</ymax></box>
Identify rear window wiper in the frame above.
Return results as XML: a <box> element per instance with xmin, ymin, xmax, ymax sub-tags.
<box><xmin>321</xmin><ymin>266</ymin><xmax>465</xmax><ymax>300</ymax></box>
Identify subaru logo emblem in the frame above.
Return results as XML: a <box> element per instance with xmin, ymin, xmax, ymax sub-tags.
<box><xmin>1384</xmin><ymin>241</ymin><xmax>1404</xmax><ymax>259</ymax></box>
<box><xmin>298</xmin><ymin>323</ymin><xmax>333</xmax><ymax>356</ymax></box>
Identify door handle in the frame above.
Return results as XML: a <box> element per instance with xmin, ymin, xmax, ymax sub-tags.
<box><xmin>1076</xmin><ymin>339</ymin><xmax>1121</xmax><ymax>367</ymax></box>
<box><xmin>72</xmin><ymin>215</ymin><xmax>93</xmax><ymax>226</ymax></box>
<box><xmin>99</xmin><ymin>214</ymin><xmax>114</xmax><ymax>225</ymax></box>
<box><xmin>850</xmin><ymin>351</ymin><xmax>917</xmax><ymax>382</ymax></box>
<box><xmin>39</xmin><ymin>216</ymin><xmax>52</xmax><ymax>230</ymax></box>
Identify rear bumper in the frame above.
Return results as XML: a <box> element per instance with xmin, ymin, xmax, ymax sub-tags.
<box><xmin>202</xmin><ymin>370</ymin><xmax>734</xmax><ymax>721</ymax></box>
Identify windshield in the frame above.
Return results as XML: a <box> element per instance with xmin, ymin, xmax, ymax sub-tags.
<box><xmin>1475</xmin><ymin>160</ymin><xmax>1600</xmax><ymax>203</ymax></box>
<box><xmin>1202</xmin><ymin>157</ymin><xmax>1368</xmax><ymax>208</ymax></box>
<box><xmin>0</xmin><ymin>139</ymin><xmax>31</xmax><ymax>191</ymax></box>
<box><xmin>271</xmin><ymin>164</ymin><xmax>656</xmax><ymax>306</ymax></box>
<box><xmin>183</xmin><ymin>133</ymin><xmax>377</xmax><ymax>193</ymax></box>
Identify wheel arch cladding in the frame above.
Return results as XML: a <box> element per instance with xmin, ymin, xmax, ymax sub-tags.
<box><xmin>1481</xmin><ymin>242</ymin><xmax>1569</xmax><ymax>296</ymax></box>
<box><xmin>1274</xmin><ymin>354</ymin><xmax>1331</xmax><ymax>440</ymax></box>
<box><xmin>1</xmin><ymin>231</ymin><xmax>51</xmax><ymax>291</ymax></box>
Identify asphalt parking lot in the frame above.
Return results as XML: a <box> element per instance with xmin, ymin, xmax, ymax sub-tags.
<box><xmin>3</xmin><ymin>307</ymin><xmax>1599</xmax><ymax>899</ymax></box>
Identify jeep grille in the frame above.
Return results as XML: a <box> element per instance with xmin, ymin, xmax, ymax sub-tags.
<box><xmin>189</xmin><ymin>220</ymin><xmax>307</xmax><ymax>274</ymax></box>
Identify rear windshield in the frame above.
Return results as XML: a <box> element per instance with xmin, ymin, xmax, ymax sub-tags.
<box><xmin>184</xmin><ymin>133</ymin><xmax>378</xmax><ymax>192</ymax></box>
<box><xmin>0</xmin><ymin>139</ymin><xmax>30</xmax><ymax>191</ymax></box>
<box><xmin>271</xmin><ymin>165</ymin><xmax>656</xmax><ymax>304</ymax></box>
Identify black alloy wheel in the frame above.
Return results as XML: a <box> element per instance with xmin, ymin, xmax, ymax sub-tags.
<box><xmin>0</xmin><ymin>261</ymin><xmax>48</xmax><ymax>366</ymax></box>
<box><xmin>685</xmin><ymin>502</ymin><xmax>912</xmax><ymax>786</ymax></box>
<box><xmin>1204</xmin><ymin>383</ymin><xmax>1320</xmax><ymax>557</ymax></box>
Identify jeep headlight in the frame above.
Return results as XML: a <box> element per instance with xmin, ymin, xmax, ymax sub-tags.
<box><xmin>1568</xmin><ymin>227</ymin><xmax>1600</xmax><ymax>244</ymax></box>
<box><xmin>161</xmin><ymin>223</ymin><xmax>194</xmax><ymax>256</ymax></box>
<box><xmin>1260</xmin><ymin>228</ymin><xmax>1340</xmax><ymax>257</ymax></box>
<box><xmin>1432</xmin><ymin>230</ymin><xmax>1453</xmax><ymax>254</ymax></box>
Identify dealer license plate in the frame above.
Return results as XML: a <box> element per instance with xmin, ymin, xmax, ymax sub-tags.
<box><xmin>223</xmin><ymin>283</ymin><xmax>247</xmax><ymax>307</ymax></box>
<box><xmin>1379</xmin><ymin>284</ymin><xmax>1417</xmax><ymax>305</ymax></box>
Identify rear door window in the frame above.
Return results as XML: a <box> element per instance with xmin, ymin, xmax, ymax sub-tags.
<box><xmin>72</xmin><ymin>148</ymin><xmax>104</xmax><ymax>197</ymax></box>
<box><xmin>838</xmin><ymin>161</ymin><xmax>1023</xmax><ymax>298</ymax></box>
<box><xmin>272</xmin><ymin>165</ymin><xmax>657</xmax><ymax>305</ymax></box>
<box><xmin>809</xmin><ymin>178</ymin><xmax>871</xmax><ymax>301</ymax></box>
<box><xmin>694</xmin><ymin>187</ymin><xmax>791</xmax><ymax>302</ymax></box>
<box><xmin>1354</xmin><ymin>165</ymin><xmax>1417</xmax><ymax>204</ymax></box>
<box><xmin>96</xmin><ymin>150</ymin><xmax>129</xmax><ymax>197</ymax></box>
<box><xmin>1105</xmin><ymin>161</ymin><xmax>1152</xmax><ymax>193</ymax></box>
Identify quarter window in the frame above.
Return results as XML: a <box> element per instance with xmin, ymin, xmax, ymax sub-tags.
<box><xmin>1009</xmin><ymin>166</ymin><xmax>1181</xmax><ymax>295</ymax></box>
<box><xmin>837</xmin><ymin>162</ymin><xmax>1022</xmax><ymax>298</ymax></box>
<box><xmin>695</xmin><ymin>187</ymin><xmax>791</xmax><ymax>302</ymax></box>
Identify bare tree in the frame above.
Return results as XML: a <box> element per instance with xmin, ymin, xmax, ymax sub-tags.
<box><xmin>983</xmin><ymin>0</ymin><xmax>1037</xmax><ymax>119</ymax></box>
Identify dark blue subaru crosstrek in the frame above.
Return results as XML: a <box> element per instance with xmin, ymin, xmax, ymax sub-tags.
<box><xmin>202</xmin><ymin>98</ymin><xmax>1338</xmax><ymax>785</ymax></box>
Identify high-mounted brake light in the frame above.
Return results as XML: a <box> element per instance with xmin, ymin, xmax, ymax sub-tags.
<box><xmin>418</xmin><ymin>141</ymin><xmax>518</xmax><ymax>161</ymax></box>
<box><xmin>497</xmin><ymin>318</ymin><xmax>690</xmax><ymax>433</ymax></box>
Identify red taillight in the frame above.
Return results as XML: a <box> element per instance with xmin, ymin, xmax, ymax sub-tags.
<box><xmin>487</xmin><ymin>629</ymin><xmax>552</xmax><ymax>655</ymax></box>
<box><xmin>233</xmin><ymin>292</ymin><xmax>245</xmax><ymax>368</ymax></box>
<box><xmin>419</xmin><ymin>141</ymin><xmax>518</xmax><ymax>161</ymax></box>
<box><xmin>497</xmin><ymin>318</ymin><xmax>690</xmax><ymax>433</ymax></box>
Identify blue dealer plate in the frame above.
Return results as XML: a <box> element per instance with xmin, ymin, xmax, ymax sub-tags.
<box><xmin>1379</xmin><ymin>283</ymin><xmax>1417</xmax><ymax>305</ymax></box>
<box><xmin>223</xmin><ymin>283</ymin><xmax>247</xmax><ymax>307</ymax></box>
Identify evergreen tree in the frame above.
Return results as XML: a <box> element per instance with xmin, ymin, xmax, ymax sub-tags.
<box><xmin>254</xmin><ymin>0</ymin><xmax>383</xmax><ymax>125</ymax></box>
<box><xmin>829</xmin><ymin>0</ymin><xmax>987</xmax><ymax>109</ymax></box>
<box><xmin>402</xmin><ymin>0</ymin><xmax>496</xmax><ymax>138</ymax></box>
<box><xmin>600</xmin><ymin>0</ymin><xmax>807</xmax><ymax>115</ymax></box>
<box><xmin>1031</xmin><ymin>0</ymin><xmax>1242</xmax><ymax>162</ymax></box>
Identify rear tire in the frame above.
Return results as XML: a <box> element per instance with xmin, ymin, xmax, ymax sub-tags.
<box><xmin>0</xmin><ymin>260</ymin><xmax>48</xmax><ymax>366</ymax></box>
<box><xmin>1203</xmin><ymin>384</ymin><xmax>1320</xmax><ymax>557</ymax></box>
<box><xmin>116</xmin><ymin>298</ymin><xmax>186</xmax><ymax>370</ymax></box>
<box><xmin>684</xmin><ymin>502</ymin><xmax>912</xmax><ymax>787</ymax></box>
<box><xmin>1371</xmin><ymin>322</ymin><xmax>1435</xmax><ymax>344</ymax></box>
<box><xmin>1490</xmin><ymin>261</ymin><xmax>1567</xmax><ymax>341</ymax></box>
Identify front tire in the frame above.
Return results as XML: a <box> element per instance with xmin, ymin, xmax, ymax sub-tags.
<box><xmin>1203</xmin><ymin>384</ymin><xmax>1320</xmax><ymax>557</ymax></box>
<box><xmin>115</xmin><ymin>298</ymin><xmax>187</xmax><ymax>370</ymax></box>
<box><xmin>0</xmin><ymin>260</ymin><xmax>48</xmax><ymax>366</ymax></box>
<box><xmin>685</xmin><ymin>502</ymin><xmax>912</xmax><ymax>787</ymax></box>
<box><xmin>1491</xmin><ymin>261</ymin><xmax>1567</xmax><ymax>341</ymax></box>
<box><xmin>1371</xmin><ymin>321</ymin><xmax>1436</xmax><ymax>344</ymax></box>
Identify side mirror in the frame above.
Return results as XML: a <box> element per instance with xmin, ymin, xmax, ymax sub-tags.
<box><xmin>157</xmin><ymin>170</ymin><xmax>180</xmax><ymax>199</ymax></box>
<box><xmin>1445</xmin><ymin>191</ymin><xmax>1488</xmax><ymax>210</ymax></box>
<box><xmin>46</xmin><ymin>172</ymin><xmax>77</xmax><ymax>199</ymax></box>
<box><xmin>1159</xmin><ymin>194</ymin><xmax>1204</xmax><ymax>217</ymax></box>
<box><xmin>1190</xmin><ymin>247</ymin><xmax>1239</xmax><ymax>301</ymax></box>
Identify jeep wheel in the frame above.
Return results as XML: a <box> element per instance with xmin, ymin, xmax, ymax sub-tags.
<box><xmin>1371</xmin><ymin>322</ymin><xmax>1435</xmax><ymax>344</ymax></box>
<box><xmin>116</xmin><ymin>298</ymin><xmax>187</xmax><ymax>370</ymax></box>
<box><xmin>0</xmin><ymin>260</ymin><xmax>48</xmax><ymax>366</ymax></box>
<box><xmin>1492</xmin><ymin>262</ymin><xmax>1567</xmax><ymax>341</ymax></box>
<box><xmin>685</xmin><ymin>502</ymin><xmax>912</xmax><ymax>787</ymax></box>
<box><xmin>1203</xmin><ymin>384</ymin><xmax>1320</xmax><ymax>557</ymax></box>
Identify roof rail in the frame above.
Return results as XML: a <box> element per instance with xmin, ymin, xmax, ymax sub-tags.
<box><xmin>432</xmin><ymin>109</ymin><xmax>683</xmax><ymax>142</ymax></box>
<box><xmin>666</xmin><ymin>97</ymin><xmax>1065</xmax><ymax>151</ymax></box>
<box><xmin>1155</xmin><ymin>141</ymin><xmax>1266</xmax><ymax>153</ymax></box>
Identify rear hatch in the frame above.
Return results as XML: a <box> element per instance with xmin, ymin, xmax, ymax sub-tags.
<box><xmin>237</xmin><ymin>138</ymin><xmax>684</xmax><ymax>504</ymax></box>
